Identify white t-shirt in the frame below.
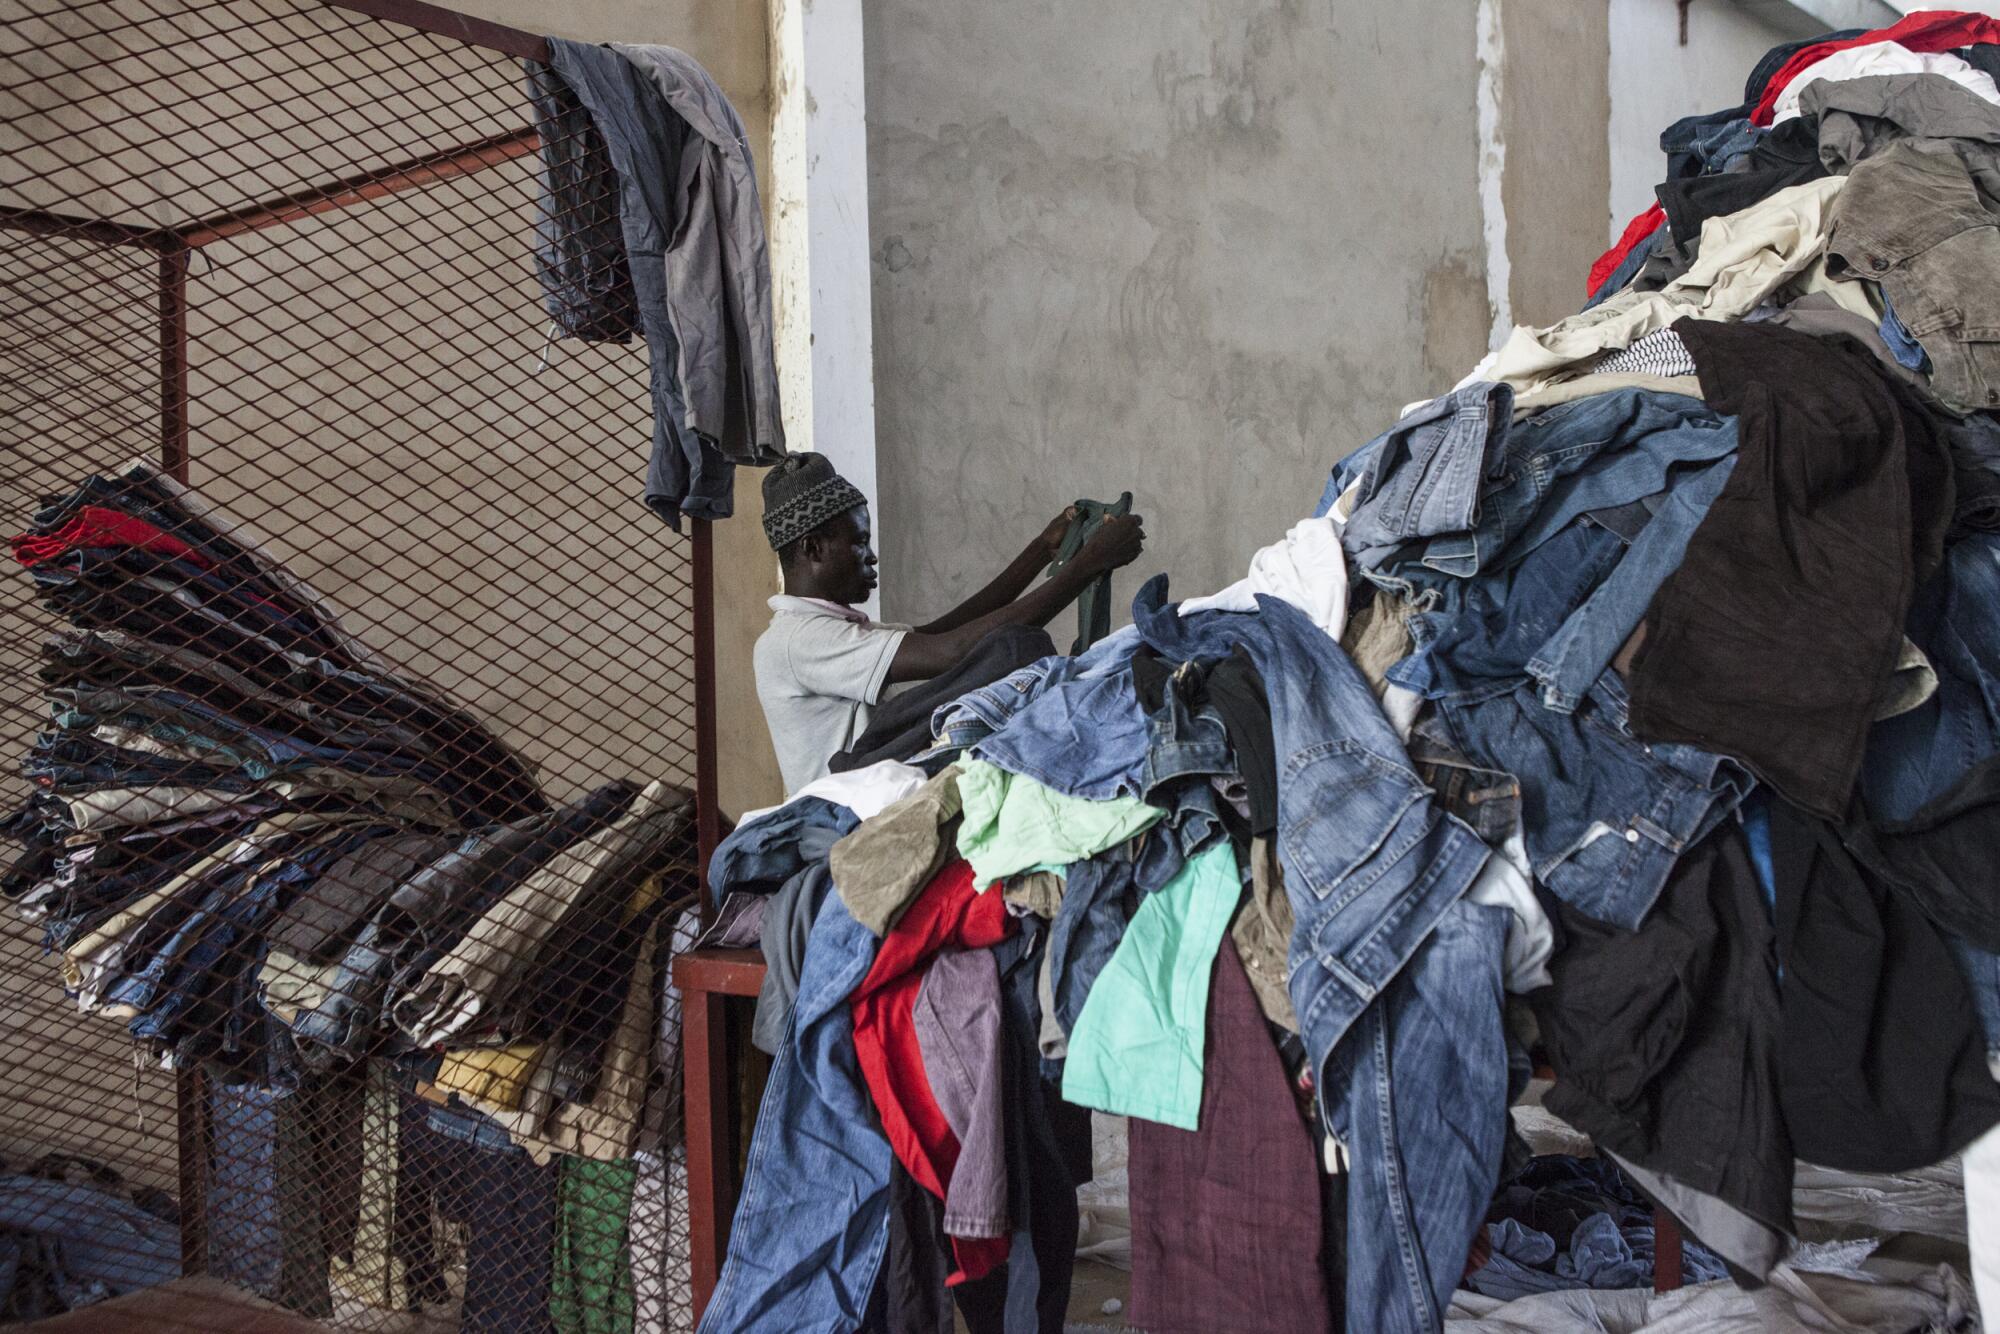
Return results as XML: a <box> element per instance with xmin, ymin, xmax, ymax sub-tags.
<box><xmin>753</xmin><ymin>595</ymin><xmax>911</xmax><ymax>795</ymax></box>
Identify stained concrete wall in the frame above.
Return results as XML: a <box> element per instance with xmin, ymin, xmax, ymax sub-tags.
<box><xmin>863</xmin><ymin>0</ymin><xmax>1491</xmax><ymax>626</ymax></box>
<box><xmin>1499</xmin><ymin>1</ymin><xmax>1613</xmax><ymax>328</ymax></box>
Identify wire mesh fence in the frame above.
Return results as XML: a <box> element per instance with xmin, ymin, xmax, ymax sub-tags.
<box><xmin>1</xmin><ymin>0</ymin><xmax>711</xmax><ymax>1327</ymax></box>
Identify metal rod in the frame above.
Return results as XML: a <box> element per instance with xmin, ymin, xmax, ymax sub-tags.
<box><xmin>175</xmin><ymin>126</ymin><xmax>539</xmax><ymax>250</ymax></box>
<box><xmin>0</xmin><ymin>205</ymin><xmax>168</xmax><ymax>249</ymax></box>
<box><xmin>1653</xmin><ymin>1206</ymin><xmax>1684</xmax><ymax>1292</ymax></box>
<box><xmin>175</xmin><ymin>1067</ymin><xmax>208</xmax><ymax>1275</ymax></box>
<box><xmin>674</xmin><ymin>950</ymin><xmax>766</xmax><ymax>1325</ymax></box>
<box><xmin>323</xmin><ymin>0</ymin><xmax>550</xmax><ymax>63</ymax></box>
<box><xmin>692</xmin><ymin>520</ymin><xmax>722</xmax><ymax>897</ymax></box>
<box><xmin>158</xmin><ymin>243</ymin><xmax>191</xmax><ymax>483</ymax></box>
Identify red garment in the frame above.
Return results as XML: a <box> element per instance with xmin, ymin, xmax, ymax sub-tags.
<box><xmin>1749</xmin><ymin>10</ymin><xmax>2000</xmax><ymax>125</ymax></box>
<box><xmin>12</xmin><ymin>505</ymin><xmax>208</xmax><ymax>570</ymax></box>
<box><xmin>851</xmin><ymin>859</ymin><xmax>1013</xmax><ymax>1285</ymax></box>
<box><xmin>1588</xmin><ymin>205</ymin><xmax>1665</xmax><ymax>298</ymax></box>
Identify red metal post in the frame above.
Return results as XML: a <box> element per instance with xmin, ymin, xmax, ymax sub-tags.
<box><xmin>673</xmin><ymin>949</ymin><xmax>767</xmax><ymax>1324</ymax></box>
<box><xmin>691</xmin><ymin>520</ymin><xmax>721</xmax><ymax>889</ymax></box>
<box><xmin>1653</xmin><ymin>1205</ymin><xmax>1684</xmax><ymax>1292</ymax></box>
<box><xmin>158</xmin><ymin>241</ymin><xmax>191</xmax><ymax>483</ymax></box>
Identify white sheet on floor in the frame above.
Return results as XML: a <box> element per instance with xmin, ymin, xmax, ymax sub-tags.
<box><xmin>1448</xmin><ymin>1260</ymin><xmax>1978</xmax><ymax>1332</ymax></box>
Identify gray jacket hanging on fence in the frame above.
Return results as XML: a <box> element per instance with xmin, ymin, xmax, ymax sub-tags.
<box><xmin>532</xmin><ymin>39</ymin><xmax>784</xmax><ymax>528</ymax></box>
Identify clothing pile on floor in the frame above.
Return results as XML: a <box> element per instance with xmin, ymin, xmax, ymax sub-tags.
<box><xmin>3</xmin><ymin>460</ymin><xmax>707</xmax><ymax>1329</ymax></box>
<box><xmin>0</xmin><ymin>1155</ymin><xmax>179</xmax><ymax>1321</ymax></box>
<box><xmin>699</xmin><ymin>11</ymin><xmax>2000</xmax><ymax>1334</ymax></box>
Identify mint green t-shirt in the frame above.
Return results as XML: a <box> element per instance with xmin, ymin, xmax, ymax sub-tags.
<box><xmin>1060</xmin><ymin>840</ymin><xmax>1241</xmax><ymax>1131</ymax></box>
<box><xmin>953</xmin><ymin>760</ymin><xmax>1160</xmax><ymax>885</ymax></box>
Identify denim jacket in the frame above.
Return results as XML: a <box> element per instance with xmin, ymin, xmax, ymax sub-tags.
<box><xmin>1127</xmin><ymin>577</ymin><xmax>1490</xmax><ymax>1094</ymax></box>
<box><xmin>1131</xmin><ymin>578</ymin><xmax>1505</xmax><ymax>1333</ymax></box>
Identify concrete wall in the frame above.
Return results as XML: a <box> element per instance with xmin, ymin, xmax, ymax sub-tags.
<box><xmin>1496</xmin><ymin>0</ymin><xmax>1613</xmax><ymax>328</ymax></box>
<box><xmin>863</xmin><ymin>0</ymin><xmax>1492</xmax><ymax>626</ymax></box>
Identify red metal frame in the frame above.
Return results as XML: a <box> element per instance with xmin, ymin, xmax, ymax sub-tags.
<box><xmin>1</xmin><ymin>0</ymin><xmax>721</xmax><ymax>1299</ymax></box>
<box><xmin>671</xmin><ymin>947</ymin><xmax>766</xmax><ymax>1321</ymax></box>
<box><xmin>0</xmin><ymin>0</ymin><xmax>719</xmax><ymax>874</ymax></box>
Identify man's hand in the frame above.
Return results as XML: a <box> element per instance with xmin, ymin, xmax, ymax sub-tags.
<box><xmin>1075</xmin><ymin>513</ymin><xmax>1145</xmax><ymax>575</ymax></box>
<box><xmin>1039</xmin><ymin>505</ymin><xmax>1081</xmax><ymax>558</ymax></box>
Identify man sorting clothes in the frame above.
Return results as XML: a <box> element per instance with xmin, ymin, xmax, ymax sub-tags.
<box><xmin>754</xmin><ymin>452</ymin><xmax>1144</xmax><ymax>793</ymax></box>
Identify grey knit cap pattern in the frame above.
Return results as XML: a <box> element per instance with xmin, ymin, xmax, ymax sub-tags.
<box><xmin>761</xmin><ymin>452</ymin><xmax>867</xmax><ymax>551</ymax></box>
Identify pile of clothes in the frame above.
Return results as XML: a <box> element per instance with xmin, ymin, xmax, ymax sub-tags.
<box><xmin>699</xmin><ymin>11</ymin><xmax>2000</xmax><ymax>1334</ymax></box>
<box><xmin>3</xmin><ymin>461</ymin><xmax>707</xmax><ymax>1329</ymax></box>
<box><xmin>3</xmin><ymin>459</ymin><xmax>695</xmax><ymax>1096</ymax></box>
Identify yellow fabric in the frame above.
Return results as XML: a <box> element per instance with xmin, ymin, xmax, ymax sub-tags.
<box><xmin>436</xmin><ymin>1043</ymin><xmax>548</xmax><ymax>1112</ymax></box>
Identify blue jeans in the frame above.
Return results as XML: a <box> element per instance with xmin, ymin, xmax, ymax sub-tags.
<box><xmin>931</xmin><ymin>627</ymin><xmax>1139</xmax><ymax>753</ymax></box>
<box><xmin>1393</xmin><ymin>517</ymin><xmax>1630</xmax><ymax>699</ymax></box>
<box><xmin>1044</xmin><ymin>853</ymin><xmax>1135</xmax><ymax>1071</ymax></box>
<box><xmin>1436</xmin><ymin>669</ymin><xmax>1750</xmax><ymax>931</ymax></box>
<box><xmin>705</xmin><ymin>795</ymin><xmax>857</xmax><ymax>906</ymax></box>
<box><xmin>699</xmin><ymin>892</ymin><xmax>888</xmax><ymax>1333</ymax></box>
<box><xmin>1140</xmin><ymin>672</ymin><xmax>1234</xmax><ymax>796</ymax></box>
<box><xmin>1583</xmin><ymin>224</ymin><xmax>1665</xmax><ymax>308</ymax></box>
<box><xmin>1865</xmin><ymin>532</ymin><xmax>2000</xmax><ymax>823</ymax></box>
<box><xmin>1950</xmin><ymin>935</ymin><xmax>2000</xmax><ymax>1065</ymax></box>
<box><xmin>1325</xmin><ymin>899</ymin><xmax>1510</xmax><ymax>1333</ymax></box>
<box><xmin>1437</xmin><ymin>392</ymin><xmax>1735</xmax><ymax>583</ymax></box>
<box><xmin>705</xmin><ymin>901</ymin><xmax>1080</xmax><ymax>1333</ymax></box>
<box><xmin>968</xmin><ymin>666</ymin><xmax>1153</xmax><ymax>802</ymax></box>
<box><xmin>1660</xmin><ymin>111</ymin><xmax>1768</xmax><ymax>179</ymax></box>
<box><xmin>1529</xmin><ymin>455</ymin><xmax>1737</xmax><ymax>712</ymax></box>
<box><xmin>1120</xmin><ymin>579</ymin><xmax>1505</xmax><ymax>1332</ymax></box>
<box><xmin>1860</xmin><ymin>535</ymin><xmax>2000</xmax><ymax>1065</ymax></box>
<box><xmin>1340</xmin><ymin>383</ymin><xmax>1514</xmax><ymax>560</ymax></box>
<box><xmin>0</xmin><ymin>1177</ymin><xmax>179</xmax><ymax>1310</ymax></box>
<box><xmin>1363</xmin><ymin>391</ymin><xmax>1736</xmax><ymax>593</ymax></box>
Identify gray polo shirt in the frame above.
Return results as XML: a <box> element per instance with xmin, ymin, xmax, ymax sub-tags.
<box><xmin>754</xmin><ymin>595</ymin><xmax>910</xmax><ymax>795</ymax></box>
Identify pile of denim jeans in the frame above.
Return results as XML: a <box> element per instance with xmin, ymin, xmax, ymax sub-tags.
<box><xmin>699</xmin><ymin>11</ymin><xmax>2000</xmax><ymax>1334</ymax></box>
<box><xmin>1</xmin><ymin>461</ymin><xmax>697</xmax><ymax>1118</ymax></box>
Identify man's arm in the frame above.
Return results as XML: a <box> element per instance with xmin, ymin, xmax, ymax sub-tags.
<box><xmin>913</xmin><ymin>508</ymin><xmax>1077</xmax><ymax>636</ymax></box>
<box><xmin>886</xmin><ymin>514</ymin><xmax>1144</xmax><ymax>684</ymax></box>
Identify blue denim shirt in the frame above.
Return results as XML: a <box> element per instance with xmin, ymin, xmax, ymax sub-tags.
<box><xmin>1131</xmin><ymin>577</ymin><xmax>1515</xmax><ymax>1333</ymax></box>
<box><xmin>931</xmin><ymin>627</ymin><xmax>1140</xmax><ymax>755</ymax></box>
<box><xmin>1435</xmin><ymin>670</ymin><xmax>1750</xmax><ymax>931</ymax></box>
<box><xmin>1127</xmin><ymin>577</ymin><xmax>1490</xmax><ymax>1090</ymax></box>
<box><xmin>1410</xmin><ymin>391</ymin><xmax>1735</xmax><ymax>588</ymax></box>
<box><xmin>1341</xmin><ymin>383</ymin><xmax>1514</xmax><ymax>560</ymax></box>
<box><xmin>705</xmin><ymin>795</ymin><xmax>857</xmax><ymax>906</ymax></box>
<box><xmin>1529</xmin><ymin>455</ymin><xmax>1736</xmax><ymax>713</ymax></box>
<box><xmin>699</xmin><ymin>891</ymin><xmax>887</xmax><ymax>1333</ymax></box>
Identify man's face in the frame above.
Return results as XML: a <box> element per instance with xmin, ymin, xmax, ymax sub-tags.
<box><xmin>814</xmin><ymin>505</ymin><xmax>879</xmax><ymax>604</ymax></box>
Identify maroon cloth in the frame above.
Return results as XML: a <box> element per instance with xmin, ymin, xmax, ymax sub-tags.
<box><xmin>1128</xmin><ymin>938</ymin><xmax>1332</xmax><ymax>1334</ymax></box>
